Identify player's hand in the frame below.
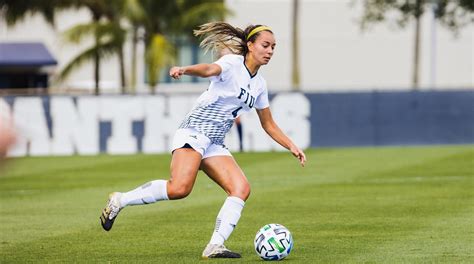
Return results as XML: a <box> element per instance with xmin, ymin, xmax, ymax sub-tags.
<box><xmin>290</xmin><ymin>146</ymin><xmax>306</xmax><ymax>167</ymax></box>
<box><xmin>169</xmin><ymin>66</ymin><xmax>185</xmax><ymax>80</ymax></box>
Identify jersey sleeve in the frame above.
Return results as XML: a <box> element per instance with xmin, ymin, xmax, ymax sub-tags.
<box><xmin>254</xmin><ymin>79</ymin><xmax>270</xmax><ymax>110</ymax></box>
<box><xmin>209</xmin><ymin>54</ymin><xmax>237</xmax><ymax>82</ymax></box>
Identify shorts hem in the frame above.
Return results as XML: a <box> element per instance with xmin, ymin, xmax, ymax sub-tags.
<box><xmin>171</xmin><ymin>142</ymin><xmax>204</xmax><ymax>156</ymax></box>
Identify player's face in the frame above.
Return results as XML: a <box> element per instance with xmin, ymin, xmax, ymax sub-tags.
<box><xmin>249</xmin><ymin>31</ymin><xmax>276</xmax><ymax>66</ymax></box>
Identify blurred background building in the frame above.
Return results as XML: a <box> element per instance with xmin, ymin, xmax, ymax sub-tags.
<box><xmin>1</xmin><ymin>0</ymin><xmax>472</xmax><ymax>94</ymax></box>
<box><xmin>0</xmin><ymin>0</ymin><xmax>472</xmax><ymax>156</ymax></box>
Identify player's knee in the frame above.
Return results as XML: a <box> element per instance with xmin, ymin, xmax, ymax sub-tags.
<box><xmin>231</xmin><ymin>182</ymin><xmax>251</xmax><ymax>201</ymax></box>
<box><xmin>167</xmin><ymin>170</ymin><xmax>197</xmax><ymax>199</ymax></box>
<box><xmin>241</xmin><ymin>186</ymin><xmax>251</xmax><ymax>201</ymax></box>
<box><xmin>167</xmin><ymin>182</ymin><xmax>193</xmax><ymax>199</ymax></box>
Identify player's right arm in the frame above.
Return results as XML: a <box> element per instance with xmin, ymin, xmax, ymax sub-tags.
<box><xmin>169</xmin><ymin>63</ymin><xmax>221</xmax><ymax>79</ymax></box>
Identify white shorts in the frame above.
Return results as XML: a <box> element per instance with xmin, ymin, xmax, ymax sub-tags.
<box><xmin>171</xmin><ymin>128</ymin><xmax>232</xmax><ymax>159</ymax></box>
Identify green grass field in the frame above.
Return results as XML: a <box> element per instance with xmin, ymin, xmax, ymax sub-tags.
<box><xmin>0</xmin><ymin>145</ymin><xmax>473</xmax><ymax>263</ymax></box>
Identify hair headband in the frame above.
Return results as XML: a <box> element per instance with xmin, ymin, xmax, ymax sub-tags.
<box><xmin>246</xmin><ymin>26</ymin><xmax>272</xmax><ymax>41</ymax></box>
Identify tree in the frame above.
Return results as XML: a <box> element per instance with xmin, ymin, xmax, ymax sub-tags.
<box><xmin>134</xmin><ymin>0</ymin><xmax>229</xmax><ymax>93</ymax></box>
<box><xmin>0</xmin><ymin>0</ymin><xmax>63</xmax><ymax>26</ymax></box>
<box><xmin>123</xmin><ymin>0</ymin><xmax>146</xmax><ymax>94</ymax></box>
<box><xmin>0</xmin><ymin>0</ymin><xmax>129</xmax><ymax>95</ymax></box>
<box><xmin>291</xmin><ymin>0</ymin><xmax>301</xmax><ymax>91</ymax></box>
<box><xmin>59</xmin><ymin>0</ymin><xmax>128</xmax><ymax>95</ymax></box>
<box><xmin>356</xmin><ymin>0</ymin><xmax>474</xmax><ymax>89</ymax></box>
<box><xmin>1</xmin><ymin>0</ymin><xmax>230</xmax><ymax>94</ymax></box>
<box><xmin>60</xmin><ymin>20</ymin><xmax>127</xmax><ymax>94</ymax></box>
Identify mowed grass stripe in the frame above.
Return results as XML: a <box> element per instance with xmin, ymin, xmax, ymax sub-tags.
<box><xmin>0</xmin><ymin>145</ymin><xmax>472</xmax><ymax>263</ymax></box>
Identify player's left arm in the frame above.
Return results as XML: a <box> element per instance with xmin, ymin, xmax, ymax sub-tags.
<box><xmin>256</xmin><ymin>107</ymin><xmax>306</xmax><ymax>167</ymax></box>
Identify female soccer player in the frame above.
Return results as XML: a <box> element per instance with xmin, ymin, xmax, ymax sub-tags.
<box><xmin>100</xmin><ymin>22</ymin><xmax>306</xmax><ymax>259</ymax></box>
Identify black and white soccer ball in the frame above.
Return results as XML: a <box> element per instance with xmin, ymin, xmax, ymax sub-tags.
<box><xmin>254</xmin><ymin>223</ymin><xmax>293</xmax><ymax>261</ymax></box>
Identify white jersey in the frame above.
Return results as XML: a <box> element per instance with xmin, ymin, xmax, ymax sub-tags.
<box><xmin>179</xmin><ymin>54</ymin><xmax>270</xmax><ymax>145</ymax></box>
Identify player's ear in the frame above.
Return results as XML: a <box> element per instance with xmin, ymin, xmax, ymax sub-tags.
<box><xmin>247</xmin><ymin>41</ymin><xmax>254</xmax><ymax>52</ymax></box>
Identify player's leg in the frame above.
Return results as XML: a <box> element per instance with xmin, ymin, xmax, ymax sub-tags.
<box><xmin>100</xmin><ymin>128</ymin><xmax>207</xmax><ymax>231</ymax></box>
<box><xmin>200</xmin><ymin>151</ymin><xmax>250</xmax><ymax>258</ymax></box>
<box><xmin>100</xmin><ymin>148</ymin><xmax>202</xmax><ymax>231</ymax></box>
<box><xmin>120</xmin><ymin>147</ymin><xmax>202</xmax><ymax>204</ymax></box>
<box><xmin>201</xmin><ymin>155</ymin><xmax>250</xmax><ymax>201</ymax></box>
<box><xmin>235</xmin><ymin>116</ymin><xmax>243</xmax><ymax>152</ymax></box>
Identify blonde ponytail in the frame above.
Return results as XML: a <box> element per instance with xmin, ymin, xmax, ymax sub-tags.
<box><xmin>194</xmin><ymin>22</ymin><xmax>273</xmax><ymax>57</ymax></box>
<box><xmin>194</xmin><ymin>22</ymin><xmax>246</xmax><ymax>55</ymax></box>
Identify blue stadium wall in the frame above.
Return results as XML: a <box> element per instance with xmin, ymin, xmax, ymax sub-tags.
<box><xmin>2</xmin><ymin>90</ymin><xmax>473</xmax><ymax>156</ymax></box>
<box><xmin>307</xmin><ymin>90</ymin><xmax>474</xmax><ymax>147</ymax></box>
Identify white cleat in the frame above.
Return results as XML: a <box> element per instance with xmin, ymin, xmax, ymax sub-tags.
<box><xmin>100</xmin><ymin>192</ymin><xmax>123</xmax><ymax>231</ymax></box>
<box><xmin>202</xmin><ymin>243</ymin><xmax>241</xmax><ymax>259</ymax></box>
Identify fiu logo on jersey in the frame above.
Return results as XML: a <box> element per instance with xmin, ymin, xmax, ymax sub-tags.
<box><xmin>238</xmin><ymin>87</ymin><xmax>255</xmax><ymax>108</ymax></box>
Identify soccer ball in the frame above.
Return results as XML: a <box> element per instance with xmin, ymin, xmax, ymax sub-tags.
<box><xmin>254</xmin><ymin>223</ymin><xmax>293</xmax><ymax>261</ymax></box>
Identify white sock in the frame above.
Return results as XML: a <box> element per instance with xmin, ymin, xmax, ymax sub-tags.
<box><xmin>120</xmin><ymin>180</ymin><xmax>169</xmax><ymax>207</ymax></box>
<box><xmin>209</xmin><ymin>196</ymin><xmax>245</xmax><ymax>245</ymax></box>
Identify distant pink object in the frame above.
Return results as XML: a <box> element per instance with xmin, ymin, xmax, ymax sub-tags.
<box><xmin>0</xmin><ymin>110</ymin><xmax>16</xmax><ymax>158</ymax></box>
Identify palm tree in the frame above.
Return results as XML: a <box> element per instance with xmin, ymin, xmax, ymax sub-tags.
<box><xmin>0</xmin><ymin>0</ymin><xmax>62</xmax><ymax>26</ymax></box>
<box><xmin>59</xmin><ymin>21</ymin><xmax>126</xmax><ymax>94</ymax></box>
<box><xmin>135</xmin><ymin>0</ymin><xmax>230</xmax><ymax>93</ymax></box>
<box><xmin>1</xmin><ymin>0</ymin><xmax>229</xmax><ymax>94</ymax></box>
<box><xmin>123</xmin><ymin>0</ymin><xmax>147</xmax><ymax>94</ymax></box>
<box><xmin>59</xmin><ymin>0</ymin><xmax>128</xmax><ymax>95</ymax></box>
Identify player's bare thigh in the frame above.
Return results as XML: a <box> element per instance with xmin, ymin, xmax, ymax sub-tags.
<box><xmin>200</xmin><ymin>155</ymin><xmax>251</xmax><ymax>201</ymax></box>
<box><xmin>168</xmin><ymin>148</ymin><xmax>202</xmax><ymax>199</ymax></box>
